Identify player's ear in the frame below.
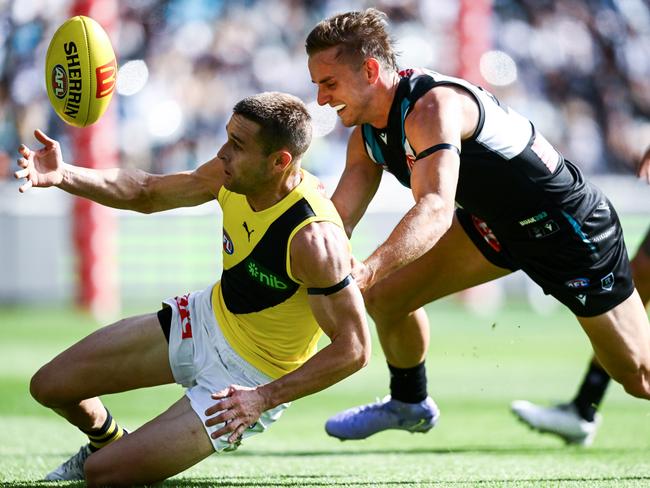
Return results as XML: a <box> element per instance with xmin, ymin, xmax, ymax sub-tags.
<box><xmin>270</xmin><ymin>150</ymin><xmax>293</xmax><ymax>171</ymax></box>
<box><xmin>364</xmin><ymin>58</ymin><xmax>381</xmax><ymax>84</ymax></box>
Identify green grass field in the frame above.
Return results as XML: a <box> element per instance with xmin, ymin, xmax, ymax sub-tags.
<box><xmin>2</xmin><ymin>300</ymin><xmax>649</xmax><ymax>487</ymax></box>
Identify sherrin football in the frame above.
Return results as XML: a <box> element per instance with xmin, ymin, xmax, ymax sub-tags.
<box><xmin>46</xmin><ymin>16</ymin><xmax>117</xmax><ymax>127</ymax></box>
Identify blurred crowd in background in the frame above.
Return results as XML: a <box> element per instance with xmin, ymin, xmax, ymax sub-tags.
<box><xmin>1</xmin><ymin>0</ymin><xmax>649</xmax><ymax>182</ymax></box>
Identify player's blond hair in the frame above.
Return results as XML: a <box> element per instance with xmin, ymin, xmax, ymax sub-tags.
<box><xmin>233</xmin><ymin>92</ymin><xmax>312</xmax><ymax>158</ymax></box>
<box><xmin>306</xmin><ymin>8</ymin><xmax>398</xmax><ymax>71</ymax></box>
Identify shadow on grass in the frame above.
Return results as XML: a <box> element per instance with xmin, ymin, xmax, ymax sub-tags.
<box><xmin>228</xmin><ymin>445</ymin><xmax>650</xmax><ymax>456</ymax></box>
<box><xmin>18</xmin><ymin>445</ymin><xmax>647</xmax><ymax>460</ymax></box>
<box><xmin>5</xmin><ymin>475</ymin><xmax>650</xmax><ymax>487</ymax></box>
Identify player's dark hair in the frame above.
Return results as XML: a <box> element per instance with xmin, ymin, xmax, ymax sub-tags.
<box><xmin>306</xmin><ymin>8</ymin><xmax>398</xmax><ymax>71</ymax></box>
<box><xmin>233</xmin><ymin>92</ymin><xmax>312</xmax><ymax>158</ymax></box>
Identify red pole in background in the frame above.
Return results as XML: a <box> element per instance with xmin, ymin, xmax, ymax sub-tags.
<box><xmin>457</xmin><ymin>0</ymin><xmax>492</xmax><ymax>84</ymax></box>
<box><xmin>70</xmin><ymin>0</ymin><xmax>120</xmax><ymax>319</ymax></box>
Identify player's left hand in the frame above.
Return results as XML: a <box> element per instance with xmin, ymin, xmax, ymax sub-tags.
<box><xmin>204</xmin><ymin>385</ymin><xmax>266</xmax><ymax>444</ymax></box>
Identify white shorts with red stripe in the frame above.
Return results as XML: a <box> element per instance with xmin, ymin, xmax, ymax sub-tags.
<box><xmin>163</xmin><ymin>286</ymin><xmax>289</xmax><ymax>452</ymax></box>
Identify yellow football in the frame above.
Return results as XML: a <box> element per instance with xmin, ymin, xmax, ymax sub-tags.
<box><xmin>45</xmin><ymin>16</ymin><xmax>117</xmax><ymax>127</ymax></box>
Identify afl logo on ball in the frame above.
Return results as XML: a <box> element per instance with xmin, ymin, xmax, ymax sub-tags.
<box><xmin>223</xmin><ymin>229</ymin><xmax>234</xmax><ymax>255</ymax></box>
<box><xmin>51</xmin><ymin>64</ymin><xmax>68</xmax><ymax>99</ymax></box>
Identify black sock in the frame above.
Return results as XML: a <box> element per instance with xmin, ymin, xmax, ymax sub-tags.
<box><xmin>81</xmin><ymin>408</ymin><xmax>126</xmax><ymax>452</ymax></box>
<box><xmin>571</xmin><ymin>362</ymin><xmax>610</xmax><ymax>422</ymax></box>
<box><xmin>388</xmin><ymin>361</ymin><xmax>428</xmax><ymax>403</ymax></box>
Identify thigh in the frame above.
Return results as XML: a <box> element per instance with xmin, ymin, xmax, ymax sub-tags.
<box><xmin>84</xmin><ymin>396</ymin><xmax>214</xmax><ymax>486</ymax></box>
<box><xmin>37</xmin><ymin>312</ymin><xmax>173</xmax><ymax>401</ymax></box>
<box><xmin>577</xmin><ymin>290</ymin><xmax>650</xmax><ymax>391</ymax></box>
<box><xmin>368</xmin><ymin>214</ymin><xmax>512</xmax><ymax>315</ymax></box>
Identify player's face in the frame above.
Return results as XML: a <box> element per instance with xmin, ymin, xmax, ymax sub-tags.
<box><xmin>217</xmin><ymin>114</ymin><xmax>273</xmax><ymax>194</ymax></box>
<box><xmin>308</xmin><ymin>47</ymin><xmax>373</xmax><ymax>127</ymax></box>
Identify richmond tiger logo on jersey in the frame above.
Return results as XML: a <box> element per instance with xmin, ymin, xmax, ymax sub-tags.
<box><xmin>223</xmin><ymin>229</ymin><xmax>234</xmax><ymax>255</ymax></box>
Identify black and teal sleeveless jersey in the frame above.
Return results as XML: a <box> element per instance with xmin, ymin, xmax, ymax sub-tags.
<box><xmin>360</xmin><ymin>68</ymin><xmax>604</xmax><ymax>242</ymax></box>
<box><xmin>211</xmin><ymin>170</ymin><xmax>344</xmax><ymax>379</ymax></box>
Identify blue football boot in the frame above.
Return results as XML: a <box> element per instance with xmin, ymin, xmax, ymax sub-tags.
<box><xmin>325</xmin><ymin>395</ymin><xmax>440</xmax><ymax>440</ymax></box>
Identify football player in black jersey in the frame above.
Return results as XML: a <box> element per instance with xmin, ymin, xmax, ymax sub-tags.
<box><xmin>511</xmin><ymin>148</ymin><xmax>650</xmax><ymax>445</ymax></box>
<box><xmin>306</xmin><ymin>8</ymin><xmax>650</xmax><ymax>443</ymax></box>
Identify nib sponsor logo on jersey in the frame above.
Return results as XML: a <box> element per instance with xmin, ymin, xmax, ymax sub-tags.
<box><xmin>174</xmin><ymin>294</ymin><xmax>193</xmax><ymax>339</ymax></box>
<box><xmin>247</xmin><ymin>260</ymin><xmax>288</xmax><ymax>290</ymax></box>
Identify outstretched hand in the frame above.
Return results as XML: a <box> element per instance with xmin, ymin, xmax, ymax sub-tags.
<box><xmin>14</xmin><ymin>129</ymin><xmax>64</xmax><ymax>193</ymax></box>
<box><xmin>204</xmin><ymin>385</ymin><xmax>268</xmax><ymax>444</ymax></box>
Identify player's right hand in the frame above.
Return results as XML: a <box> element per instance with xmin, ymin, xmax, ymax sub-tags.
<box><xmin>14</xmin><ymin>129</ymin><xmax>64</xmax><ymax>193</ymax></box>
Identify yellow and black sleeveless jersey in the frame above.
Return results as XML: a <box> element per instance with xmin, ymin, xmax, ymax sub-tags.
<box><xmin>212</xmin><ymin>170</ymin><xmax>344</xmax><ymax>378</ymax></box>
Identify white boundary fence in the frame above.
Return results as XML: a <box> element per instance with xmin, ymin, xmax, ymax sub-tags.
<box><xmin>1</xmin><ymin>176</ymin><xmax>648</xmax><ymax>311</ymax></box>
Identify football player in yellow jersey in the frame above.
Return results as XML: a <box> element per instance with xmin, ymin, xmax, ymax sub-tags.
<box><xmin>15</xmin><ymin>92</ymin><xmax>370</xmax><ymax>486</ymax></box>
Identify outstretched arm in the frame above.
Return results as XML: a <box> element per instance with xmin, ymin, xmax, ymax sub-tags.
<box><xmin>15</xmin><ymin>129</ymin><xmax>223</xmax><ymax>213</ymax></box>
<box><xmin>204</xmin><ymin>221</ymin><xmax>370</xmax><ymax>443</ymax></box>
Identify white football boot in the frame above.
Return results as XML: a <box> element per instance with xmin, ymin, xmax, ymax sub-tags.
<box><xmin>510</xmin><ymin>400</ymin><xmax>601</xmax><ymax>446</ymax></box>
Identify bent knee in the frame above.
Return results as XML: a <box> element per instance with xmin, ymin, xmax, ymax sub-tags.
<box><xmin>30</xmin><ymin>366</ymin><xmax>60</xmax><ymax>407</ymax></box>
<box><xmin>365</xmin><ymin>285</ymin><xmax>407</xmax><ymax>322</ymax></box>
<box><xmin>619</xmin><ymin>369</ymin><xmax>650</xmax><ymax>400</ymax></box>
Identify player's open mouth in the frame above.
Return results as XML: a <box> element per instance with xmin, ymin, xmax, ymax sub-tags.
<box><xmin>332</xmin><ymin>104</ymin><xmax>346</xmax><ymax>114</ymax></box>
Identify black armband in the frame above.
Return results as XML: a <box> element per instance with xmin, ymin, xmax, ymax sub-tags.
<box><xmin>307</xmin><ymin>274</ymin><xmax>353</xmax><ymax>296</ymax></box>
<box><xmin>415</xmin><ymin>143</ymin><xmax>460</xmax><ymax>161</ymax></box>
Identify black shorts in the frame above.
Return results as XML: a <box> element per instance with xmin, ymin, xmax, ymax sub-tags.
<box><xmin>456</xmin><ymin>200</ymin><xmax>635</xmax><ymax>317</ymax></box>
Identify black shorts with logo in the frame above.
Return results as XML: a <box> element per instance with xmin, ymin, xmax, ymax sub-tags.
<box><xmin>456</xmin><ymin>197</ymin><xmax>635</xmax><ymax>317</ymax></box>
